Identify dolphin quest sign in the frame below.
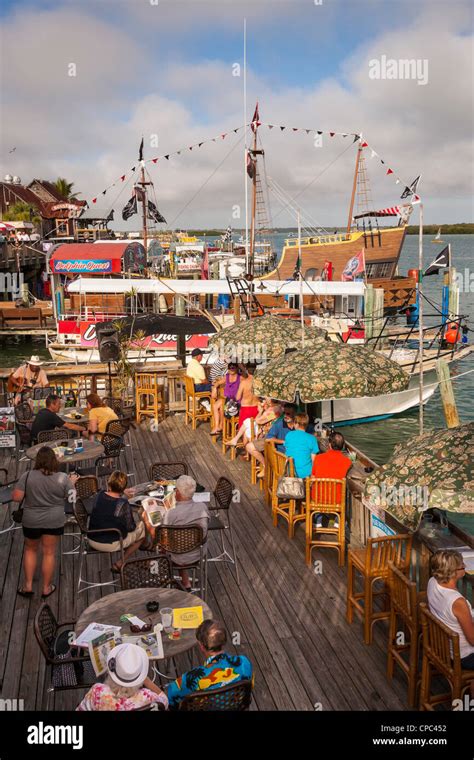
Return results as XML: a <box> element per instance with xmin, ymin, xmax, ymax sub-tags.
<box><xmin>53</xmin><ymin>259</ymin><xmax>113</xmax><ymax>273</ymax></box>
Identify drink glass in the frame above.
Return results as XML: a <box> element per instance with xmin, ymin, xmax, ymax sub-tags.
<box><xmin>160</xmin><ymin>607</ymin><xmax>173</xmax><ymax>631</ymax></box>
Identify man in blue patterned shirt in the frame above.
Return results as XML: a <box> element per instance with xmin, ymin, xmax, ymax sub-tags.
<box><xmin>167</xmin><ymin>620</ymin><xmax>253</xmax><ymax>709</ymax></box>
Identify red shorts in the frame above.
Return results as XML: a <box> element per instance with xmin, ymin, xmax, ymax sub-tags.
<box><xmin>239</xmin><ymin>405</ymin><xmax>259</xmax><ymax>427</ymax></box>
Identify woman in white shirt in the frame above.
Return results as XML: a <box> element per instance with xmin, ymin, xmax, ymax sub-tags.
<box><xmin>427</xmin><ymin>550</ymin><xmax>474</xmax><ymax>696</ymax></box>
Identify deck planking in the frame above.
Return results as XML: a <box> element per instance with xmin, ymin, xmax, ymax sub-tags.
<box><xmin>0</xmin><ymin>415</ymin><xmax>410</xmax><ymax>711</ymax></box>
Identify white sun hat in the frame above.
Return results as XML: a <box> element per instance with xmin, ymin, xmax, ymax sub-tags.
<box><xmin>28</xmin><ymin>355</ymin><xmax>44</xmax><ymax>367</ymax></box>
<box><xmin>106</xmin><ymin>643</ymin><xmax>149</xmax><ymax>688</ymax></box>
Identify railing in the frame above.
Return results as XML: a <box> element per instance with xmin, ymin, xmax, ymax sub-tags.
<box><xmin>284</xmin><ymin>233</ymin><xmax>352</xmax><ymax>247</ymax></box>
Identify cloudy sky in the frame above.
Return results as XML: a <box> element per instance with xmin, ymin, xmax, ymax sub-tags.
<box><xmin>1</xmin><ymin>0</ymin><xmax>473</xmax><ymax>229</ymax></box>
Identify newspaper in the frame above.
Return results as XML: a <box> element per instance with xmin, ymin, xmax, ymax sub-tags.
<box><xmin>72</xmin><ymin>622</ymin><xmax>122</xmax><ymax>648</ymax></box>
<box><xmin>88</xmin><ymin>630</ymin><xmax>118</xmax><ymax>676</ymax></box>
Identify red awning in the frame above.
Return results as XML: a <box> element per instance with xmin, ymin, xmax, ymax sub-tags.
<box><xmin>50</xmin><ymin>243</ymin><xmax>127</xmax><ymax>275</ymax></box>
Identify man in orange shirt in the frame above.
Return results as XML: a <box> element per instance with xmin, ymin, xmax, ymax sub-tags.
<box><xmin>311</xmin><ymin>431</ymin><xmax>352</xmax><ymax>527</ymax></box>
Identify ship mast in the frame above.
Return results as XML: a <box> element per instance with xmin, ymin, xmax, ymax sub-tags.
<box><xmin>347</xmin><ymin>139</ymin><xmax>362</xmax><ymax>233</ymax></box>
<box><xmin>248</xmin><ymin>104</ymin><xmax>263</xmax><ymax>278</ymax></box>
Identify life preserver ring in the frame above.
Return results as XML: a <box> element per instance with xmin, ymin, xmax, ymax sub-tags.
<box><xmin>444</xmin><ymin>323</ymin><xmax>460</xmax><ymax>344</ymax></box>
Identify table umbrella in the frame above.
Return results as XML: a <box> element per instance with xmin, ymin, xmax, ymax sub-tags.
<box><xmin>208</xmin><ymin>315</ymin><xmax>326</xmax><ymax>363</ymax></box>
<box><xmin>363</xmin><ymin>423</ymin><xmax>474</xmax><ymax>531</ymax></box>
<box><xmin>252</xmin><ymin>343</ymin><xmax>410</xmax><ymax>422</ymax></box>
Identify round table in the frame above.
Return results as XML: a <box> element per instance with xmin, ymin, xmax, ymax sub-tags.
<box><xmin>59</xmin><ymin>407</ymin><xmax>89</xmax><ymax>425</ymax></box>
<box><xmin>25</xmin><ymin>438</ymin><xmax>104</xmax><ymax>466</ymax></box>
<box><xmin>75</xmin><ymin>588</ymin><xmax>212</xmax><ymax>659</ymax></box>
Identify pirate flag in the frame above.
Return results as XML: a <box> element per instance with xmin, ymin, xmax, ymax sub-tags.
<box><xmin>400</xmin><ymin>175</ymin><xmax>421</xmax><ymax>199</ymax></box>
<box><xmin>138</xmin><ymin>137</ymin><xmax>144</xmax><ymax>162</ymax></box>
<box><xmin>424</xmin><ymin>245</ymin><xmax>449</xmax><ymax>276</ymax></box>
<box><xmin>122</xmin><ymin>194</ymin><xmax>138</xmax><ymax>221</ymax></box>
<box><xmin>246</xmin><ymin>150</ymin><xmax>256</xmax><ymax>179</ymax></box>
<box><xmin>147</xmin><ymin>199</ymin><xmax>166</xmax><ymax>224</ymax></box>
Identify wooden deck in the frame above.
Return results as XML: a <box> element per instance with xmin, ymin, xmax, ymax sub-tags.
<box><xmin>0</xmin><ymin>416</ymin><xmax>410</xmax><ymax>711</ymax></box>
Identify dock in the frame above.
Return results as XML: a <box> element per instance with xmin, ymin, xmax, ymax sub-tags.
<box><xmin>0</xmin><ymin>418</ymin><xmax>411</xmax><ymax>711</ymax></box>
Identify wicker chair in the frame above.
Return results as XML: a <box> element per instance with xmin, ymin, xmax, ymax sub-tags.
<box><xmin>34</xmin><ymin>603</ymin><xmax>96</xmax><ymax>707</ymax></box>
<box><xmin>15</xmin><ymin>421</ymin><xmax>32</xmax><ymax>448</ymax></box>
<box><xmin>103</xmin><ymin>397</ymin><xmax>124</xmax><ymax>416</ymax></box>
<box><xmin>121</xmin><ymin>555</ymin><xmax>185</xmax><ymax>591</ymax></box>
<box><xmin>104</xmin><ymin>418</ymin><xmax>128</xmax><ymax>437</ymax></box>
<box><xmin>37</xmin><ymin>428</ymin><xmax>73</xmax><ymax>444</ymax></box>
<box><xmin>184</xmin><ymin>375</ymin><xmax>211</xmax><ymax>429</ymax></box>
<box><xmin>419</xmin><ymin>603</ymin><xmax>474</xmax><ymax>710</ymax></box>
<box><xmin>75</xmin><ymin>475</ymin><xmax>99</xmax><ymax>502</ymax></box>
<box><xmin>178</xmin><ymin>679</ymin><xmax>253</xmax><ymax>711</ymax></box>
<box><xmin>154</xmin><ymin>525</ymin><xmax>207</xmax><ymax>599</ymax></box>
<box><xmin>305</xmin><ymin>477</ymin><xmax>347</xmax><ymax>566</ymax></box>
<box><xmin>73</xmin><ymin>497</ymin><xmax>123</xmax><ymax>594</ymax></box>
<box><xmin>15</xmin><ymin>402</ymin><xmax>33</xmax><ymax>423</ymax></box>
<box><xmin>150</xmin><ymin>462</ymin><xmax>188</xmax><ymax>481</ymax></box>
<box><xmin>207</xmin><ymin>477</ymin><xmax>240</xmax><ymax>585</ymax></box>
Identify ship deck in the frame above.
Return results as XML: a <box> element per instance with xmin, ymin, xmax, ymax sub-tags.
<box><xmin>0</xmin><ymin>417</ymin><xmax>413</xmax><ymax>711</ymax></box>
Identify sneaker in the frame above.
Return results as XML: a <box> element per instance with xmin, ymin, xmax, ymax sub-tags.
<box><xmin>200</xmin><ymin>400</ymin><xmax>211</xmax><ymax>411</ymax></box>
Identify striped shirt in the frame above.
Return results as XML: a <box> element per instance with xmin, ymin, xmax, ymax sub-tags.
<box><xmin>209</xmin><ymin>359</ymin><xmax>228</xmax><ymax>382</ymax></box>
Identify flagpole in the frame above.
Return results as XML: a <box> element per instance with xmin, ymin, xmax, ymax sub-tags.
<box><xmin>298</xmin><ymin>209</ymin><xmax>305</xmax><ymax>348</ymax></box>
<box><xmin>418</xmin><ymin>203</ymin><xmax>424</xmax><ymax>434</ymax></box>
<box><xmin>243</xmin><ymin>18</ymin><xmax>249</xmax><ymax>278</ymax></box>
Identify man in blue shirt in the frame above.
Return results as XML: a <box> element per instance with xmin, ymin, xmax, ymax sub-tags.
<box><xmin>266</xmin><ymin>404</ymin><xmax>297</xmax><ymax>452</ymax></box>
<box><xmin>167</xmin><ymin>620</ymin><xmax>253</xmax><ymax>709</ymax></box>
<box><xmin>284</xmin><ymin>412</ymin><xmax>319</xmax><ymax>478</ymax></box>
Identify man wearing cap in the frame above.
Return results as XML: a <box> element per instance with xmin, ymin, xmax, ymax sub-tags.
<box><xmin>186</xmin><ymin>348</ymin><xmax>211</xmax><ymax>392</ymax></box>
<box><xmin>11</xmin><ymin>355</ymin><xmax>49</xmax><ymax>405</ymax></box>
<box><xmin>77</xmin><ymin>642</ymin><xmax>168</xmax><ymax>711</ymax></box>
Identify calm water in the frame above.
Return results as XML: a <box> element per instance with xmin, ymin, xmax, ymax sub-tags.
<box><xmin>2</xmin><ymin>233</ymin><xmax>472</xmax><ymax>464</ymax></box>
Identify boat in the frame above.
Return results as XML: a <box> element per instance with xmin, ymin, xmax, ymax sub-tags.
<box><xmin>431</xmin><ymin>227</ymin><xmax>444</xmax><ymax>243</ymax></box>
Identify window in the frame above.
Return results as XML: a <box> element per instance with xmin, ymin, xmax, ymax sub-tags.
<box><xmin>366</xmin><ymin>262</ymin><xmax>393</xmax><ymax>278</ymax></box>
<box><xmin>55</xmin><ymin>220</ymin><xmax>68</xmax><ymax>236</ymax></box>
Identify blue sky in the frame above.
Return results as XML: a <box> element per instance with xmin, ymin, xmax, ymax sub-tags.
<box><xmin>1</xmin><ymin>0</ymin><xmax>472</xmax><ymax>226</ymax></box>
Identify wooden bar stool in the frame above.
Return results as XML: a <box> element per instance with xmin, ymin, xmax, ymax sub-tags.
<box><xmin>387</xmin><ymin>561</ymin><xmax>425</xmax><ymax>708</ymax></box>
<box><xmin>305</xmin><ymin>477</ymin><xmax>346</xmax><ymax>567</ymax></box>
<box><xmin>419</xmin><ymin>603</ymin><xmax>474</xmax><ymax>710</ymax></box>
<box><xmin>263</xmin><ymin>439</ymin><xmax>277</xmax><ymax>507</ymax></box>
<box><xmin>346</xmin><ymin>534</ymin><xmax>413</xmax><ymax>645</ymax></box>
<box><xmin>135</xmin><ymin>373</ymin><xmax>165</xmax><ymax>425</ymax></box>
<box><xmin>184</xmin><ymin>376</ymin><xmax>211</xmax><ymax>430</ymax></box>
<box><xmin>221</xmin><ymin>414</ymin><xmax>241</xmax><ymax>459</ymax></box>
<box><xmin>271</xmin><ymin>452</ymin><xmax>305</xmax><ymax>538</ymax></box>
<box><xmin>210</xmin><ymin>386</ymin><xmax>224</xmax><ymax>443</ymax></box>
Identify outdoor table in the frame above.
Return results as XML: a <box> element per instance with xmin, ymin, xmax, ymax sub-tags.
<box><xmin>75</xmin><ymin>587</ymin><xmax>212</xmax><ymax>660</ymax></box>
<box><xmin>126</xmin><ymin>479</ymin><xmax>211</xmax><ymax>508</ymax></box>
<box><xmin>25</xmin><ymin>439</ymin><xmax>104</xmax><ymax>471</ymax></box>
<box><xmin>59</xmin><ymin>407</ymin><xmax>89</xmax><ymax>425</ymax></box>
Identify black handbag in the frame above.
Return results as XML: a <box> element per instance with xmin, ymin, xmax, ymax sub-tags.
<box><xmin>12</xmin><ymin>472</ymin><xmax>30</xmax><ymax>524</ymax></box>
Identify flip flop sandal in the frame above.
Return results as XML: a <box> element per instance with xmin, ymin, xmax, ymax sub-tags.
<box><xmin>17</xmin><ymin>588</ymin><xmax>34</xmax><ymax>598</ymax></box>
<box><xmin>111</xmin><ymin>565</ymin><xmax>122</xmax><ymax>574</ymax></box>
<box><xmin>41</xmin><ymin>584</ymin><xmax>57</xmax><ymax>599</ymax></box>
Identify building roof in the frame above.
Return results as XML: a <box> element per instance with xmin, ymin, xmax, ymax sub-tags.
<box><xmin>0</xmin><ymin>180</ymin><xmax>84</xmax><ymax>219</ymax></box>
<box><xmin>78</xmin><ymin>207</ymin><xmax>114</xmax><ymax>222</ymax></box>
<box><xmin>50</xmin><ymin>243</ymin><xmax>130</xmax><ymax>262</ymax></box>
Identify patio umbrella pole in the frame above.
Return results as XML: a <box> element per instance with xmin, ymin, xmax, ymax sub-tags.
<box><xmin>330</xmin><ymin>399</ymin><xmax>335</xmax><ymax>430</ymax></box>
<box><xmin>298</xmin><ymin>210</ymin><xmax>305</xmax><ymax>348</ymax></box>
<box><xmin>418</xmin><ymin>203</ymin><xmax>424</xmax><ymax>434</ymax></box>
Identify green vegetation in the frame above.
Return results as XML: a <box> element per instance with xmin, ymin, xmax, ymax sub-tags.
<box><xmin>3</xmin><ymin>201</ymin><xmax>41</xmax><ymax>225</ymax></box>
<box><xmin>54</xmin><ymin>177</ymin><xmax>80</xmax><ymax>200</ymax></box>
<box><xmin>406</xmin><ymin>223</ymin><xmax>474</xmax><ymax>235</ymax></box>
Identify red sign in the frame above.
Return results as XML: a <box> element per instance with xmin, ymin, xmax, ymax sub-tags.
<box><xmin>79</xmin><ymin>322</ymin><xmax>209</xmax><ymax>350</ymax></box>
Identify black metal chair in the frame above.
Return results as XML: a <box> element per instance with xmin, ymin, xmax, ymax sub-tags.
<box><xmin>75</xmin><ymin>475</ymin><xmax>99</xmax><ymax>502</ymax></box>
<box><xmin>154</xmin><ymin>525</ymin><xmax>207</xmax><ymax>599</ymax></box>
<box><xmin>78</xmin><ymin>432</ymin><xmax>125</xmax><ymax>485</ymax></box>
<box><xmin>105</xmin><ymin>418</ymin><xmax>129</xmax><ymax>437</ymax></box>
<box><xmin>34</xmin><ymin>603</ymin><xmax>96</xmax><ymax>708</ymax></box>
<box><xmin>150</xmin><ymin>462</ymin><xmax>188</xmax><ymax>481</ymax></box>
<box><xmin>121</xmin><ymin>555</ymin><xmax>186</xmax><ymax>591</ymax></box>
<box><xmin>103</xmin><ymin>397</ymin><xmax>124</xmax><ymax>416</ymax></box>
<box><xmin>73</xmin><ymin>497</ymin><xmax>123</xmax><ymax>594</ymax></box>
<box><xmin>14</xmin><ymin>402</ymin><xmax>33</xmax><ymax>423</ymax></box>
<box><xmin>178</xmin><ymin>679</ymin><xmax>253</xmax><ymax>711</ymax></box>
<box><xmin>14</xmin><ymin>422</ymin><xmax>32</xmax><ymax>475</ymax></box>
<box><xmin>207</xmin><ymin>476</ymin><xmax>240</xmax><ymax>584</ymax></box>
<box><xmin>37</xmin><ymin>428</ymin><xmax>73</xmax><ymax>444</ymax></box>
<box><xmin>0</xmin><ymin>470</ymin><xmax>21</xmax><ymax>537</ymax></box>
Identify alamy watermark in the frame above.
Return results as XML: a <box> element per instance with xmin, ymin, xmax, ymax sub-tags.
<box><xmin>366</xmin><ymin>483</ymin><xmax>430</xmax><ymax>509</ymax></box>
<box><xmin>369</xmin><ymin>55</ymin><xmax>429</xmax><ymax>86</ymax></box>
<box><xmin>0</xmin><ymin>272</ymin><xmax>24</xmax><ymax>298</ymax></box>
<box><xmin>214</xmin><ymin>339</ymin><xmax>267</xmax><ymax>367</ymax></box>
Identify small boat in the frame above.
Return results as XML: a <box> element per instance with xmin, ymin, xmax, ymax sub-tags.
<box><xmin>431</xmin><ymin>227</ymin><xmax>444</xmax><ymax>243</ymax></box>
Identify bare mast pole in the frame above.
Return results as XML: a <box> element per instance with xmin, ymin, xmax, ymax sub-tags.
<box><xmin>140</xmin><ymin>162</ymin><xmax>148</xmax><ymax>254</ymax></box>
<box><xmin>418</xmin><ymin>203</ymin><xmax>424</xmax><ymax>434</ymax></box>
<box><xmin>249</xmin><ymin>123</ymin><xmax>258</xmax><ymax>276</ymax></box>
<box><xmin>243</xmin><ymin>18</ymin><xmax>249</xmax><ymax>277</ymax></box>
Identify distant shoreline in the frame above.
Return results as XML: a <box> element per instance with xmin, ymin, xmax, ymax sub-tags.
<box><xmin>183</xmin><ymin>224</ymin><xmax>474</xmax><ymax>236</ymax></box>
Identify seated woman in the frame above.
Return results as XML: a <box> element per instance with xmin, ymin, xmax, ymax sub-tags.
<box><xmin>230</xmin><ymin>398</ymin><xmax>280</xmax><ymax>450</ymax></box>
<box><xmin>244</xmin><ymin>400</ymin><xmax>283</xmax><ymax>477</ymax></box>
<box><xmin>210</xmin><ymin>361</ymin><xmax>240</xmax><ymax>435</ymax></box>
<box><xmin>427</xmin><ymin>549</ymin><xmax>474</xmax><ymax>695</ymax></box>
<box><xmin>87</xmin><ymin>471</ymin><xmax>147</xmax><ymax>571</ymax></box>
<box><xmin>86</xmin><ymin>393</ymin><xmax>118</xmax><ymax>440</ymax></box>
<box><xmin>77</xmin><ymin>642</ymin><xmax>168</xmax><ymax>711</ymax></box>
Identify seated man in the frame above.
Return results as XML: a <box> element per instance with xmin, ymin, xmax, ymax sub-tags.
<box><xmin>266</xmin><ymin>403</ymin><xmax>297</xmax><ymax>453</ymax></box>
<box><xmin>162</xmin><ymin>475</ymin><xmax>209</xmax><ymax>591</ymax></box>
<box><xmin>30</xmin><ymin>394</ymin><xmax>85</xmax><ymax>443</ymax></box>
<box><xmin>284</xmin><ymin>412</ymin><xmax>319</xmax><ymax>478</ymax></box>
<box><xmin>311</xmin><ymin>431</ymin><xmax>352</xmax><ymax>526</ymax></box>
<box><xmin>186</xmin><ymin>348</ymin><xmax>211</xmax><ymax>411</ymax></box>
<box><xmin>167</xmin><ymin>619</ymin><xmax>253</xmax><ymax>709</ymax></box>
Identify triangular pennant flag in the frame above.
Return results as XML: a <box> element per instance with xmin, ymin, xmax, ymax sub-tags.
<box><xmin>177</xmin><ymin>151</ymin><xmax>181</xmax><ymax>155</ymax></box>
<box><xmin>131</xmin><ymin>166</ymin><xmax>136</xmax><ymax>172</ymax></box>
<box><xmin>221</xmin><ymin>133</ymin><xmax>227</xmax><ymax>139</ymax></box>
<box><xmin>305</xmin><ymin>129</ymin><xmax>311</xmax><ymax>134</ymax></box>
<box><xmin>380</xmin><ymin>160</ymin><xmax>385</xmax><ymax>164</ymax></box>
<box><xmin>268</xmin><ymin>125</ymin><xmax>274</xmax><ymax>129</ymax></box>
<box><xmin>361</xmin><ymin>141</ymin><xmax>368</xmax><ymax>148</ymax></box>
<box><xmin>413</xmin><ymin>194</ymin><xmax>420</xmax><ymax>202</ymax></box>
<box><xmin>165</xmin><ymin>155</ymin><xmax>169</xmax><ymax>160</ymax></box>
<box><xmin>342</xmin><ymin>133</ymin><xmax>348</xmax><ymax>138</ymax></box>
<box><xmin>353</xmin><ymin>134</ymin><xmax>360</xmax><ymax>143</ymax></box>
<box><xmin>329</xmin><ymin>132</ymin><xmax>335</xmax><ymax>137</ymax></box>
<box><xmin>395</xmin><ymin>178</ymin><xmax>400</xmax><ymax>184</ymax></box>
<box><xmin>292</xmin><ymin>127</ymin><xmax>298</xmax><ymax>131</ymax></box>
<box><xmin>92</xmin><ymin>198</ymin><xmax>97</xmax><ymax>204</ymax></box>
<box><xmin>233</xmin><ymin>129</ymin><xmax>238</xmax><ymax>133</ymax></box>
<box><xmin>386</xmin><ymin>168</ymin><xmax>393</xmax><ymax>175</ymax></box>
<box><xmin>199</xmin><ymin>143</ymin><xmax>204</xmax><ymax>147</ymax></box>
<box><xmin>317</xmin><ymin>131</ymin><xmax>323</xmax><ymax>135</ymax></box>
<box><xmin>152</xmin><ymin>159</ymin><xmax>158</xmax><ymax>164</ymax></box>
<box><xmin>212</xmin><ymin>138</ymin><xmax>216</xmax><ymax>142</ymax></box>
<box><xmin>102</xmin><ymin>190</ymin><xmax>107</xmax><ymax>195</ymax></box>
<box><xmin>189</xmin><ymin>146</ymin><xmax>193</xmax><ymax>151</ymax></box>
<box><xmin>280</xmin><ymin>126</ymin><xmax>285</xmax><ymax>131</ymax></box>
<box><xmin>120</xmin><ymin>175</ymin><xmax>126</xmax><ymax>181</ymax></box>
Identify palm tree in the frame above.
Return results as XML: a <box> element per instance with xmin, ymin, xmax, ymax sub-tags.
<box><xmin>3</xmin><ymin>201</ymin><xmax>41</xmax><ymax>225</ymax></box>
<box><xmin>54</xmin><ymin>178</ymin><xmax>79</xmax><ymax>200</ymax></box>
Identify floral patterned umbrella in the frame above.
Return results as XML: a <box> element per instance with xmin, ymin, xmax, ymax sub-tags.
<box><xmin>252</xmin><ymin>343</ymin><xmax>409</xmax><ymax>402</ymax></box>
<box><xmin>208</xmin><ymin>315</ymin><xmax>326</xmax><ymax>363</ymax></box>
<box><xmin>363</xmin><ymin>423</ymin><xmax>474</xmax><ymax>530</ymax></box>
